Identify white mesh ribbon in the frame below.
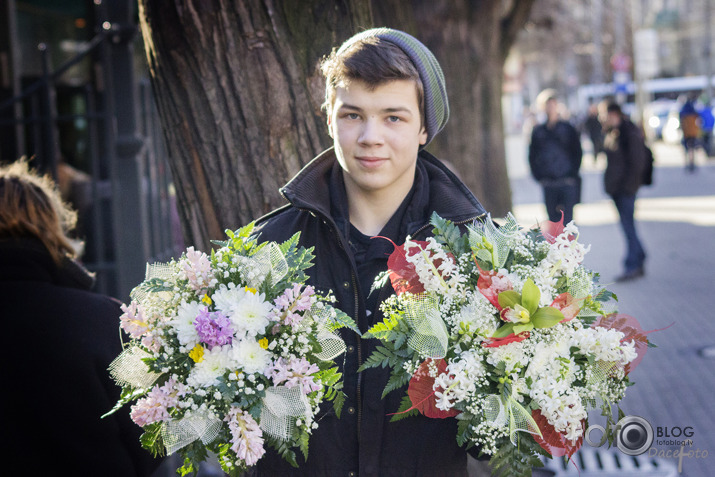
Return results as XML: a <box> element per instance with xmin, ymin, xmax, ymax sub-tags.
<box><xmin>108</xmin><ymin>346</ymin><xmax>160</xmax><ymax>390</ymax></box>
<box><xmin>314</xmin><ymin>329</ymin><xmax>346</xmax><ymax>361</ymax></box>
<box><xmin>161</xmin><ymin>412</ymin><xmax>222</xmax><ymax>455</ymax></box>
<box><xmin>259</xmin><ymin>385</ymin><xmax>311</xmax><ymax>441</ymax></box>
<box><xmin>468</xmin><ymin>213</ymin><xmax>521</xmax><ymax>268</ymax></box>
<box><xmin>130</xmin><ymin>262</ymin><xmax>175</xmax><ymax>304</ymax></box>
<box><xmin>483</xmin><ymin>392</ymin><xmax>542</xmax><ymax>445</ymax></box>
<box><xmin>247</xmin><ymin>242</ymin><xmax>288</xmax><ymax>288</ymax></box>
<box><xmin>403</xmin><ymin>294</ymin><xmax>449</xmax><ymax>359</ymax></box>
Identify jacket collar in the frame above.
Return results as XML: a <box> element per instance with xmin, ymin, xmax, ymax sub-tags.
<box><xmin>0</xmin><ymin>237</ymin><xmax>96</xmax><ymax>290</ymax></box>
<box><xmin>278</xmin><ymin>147</ymin><xmax>486</xmax><ymax>234</ymax></box>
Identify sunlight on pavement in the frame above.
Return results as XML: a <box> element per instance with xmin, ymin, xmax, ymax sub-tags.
<box><xmin>513</xmin><ymin>195</ymin><xmax>715</xmax><ymax>227</ymax></box>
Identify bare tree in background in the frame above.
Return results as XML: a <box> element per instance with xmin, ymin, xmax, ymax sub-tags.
<box><xmin>139</xmin><ymin>1</ymin><xmax>534</xmax><ymax>249</ymax></box>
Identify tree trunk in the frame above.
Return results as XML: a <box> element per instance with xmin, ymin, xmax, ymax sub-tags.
<box><xmin>138</xmin><ymin>0</ymin><xmax>372</xmax><ymax>250</ymax></box>
<box><xmin>375</xmin><ymin>0</ymin><xmax>535</xmax><ymax>216</ymax></box>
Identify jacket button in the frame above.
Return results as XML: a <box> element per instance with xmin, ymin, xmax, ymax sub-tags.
<box><xmin>347</xmin><ymin>406</ymin><xmax>356</xmax><ymax>415</ymax></box>
<box><xmin>342</xmin><ymin>281</ymin><xmax>350</xmax><ymax>289</ymax></box>
<box><xmin>347</xmin><ymin>345</ymin><xmax>355</xmax><ymax>353</ymax></box>
<box><xmin>348</xmin><ymin>472</ymin><xmax>356</xmax><ymax>477</ymax></box>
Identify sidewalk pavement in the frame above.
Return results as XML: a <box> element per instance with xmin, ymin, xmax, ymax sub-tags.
<box><xmin>505</xmin><ymin>134</ymin><xmax>715</xmax><ymax>477</ymax></box>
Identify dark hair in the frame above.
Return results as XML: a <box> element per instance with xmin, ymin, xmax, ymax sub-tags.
<box><xmin>320</xmin><ymin>37</ymin><xmax>424</xmax><ymax>126</ymax></box>
<box><xmin>606</xmin><ymin>102</ymin><xmax>622</xmax><ymax>115</ymax></box>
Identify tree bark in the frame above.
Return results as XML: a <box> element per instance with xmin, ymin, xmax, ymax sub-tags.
<box><xmin>375</xmin><ymin>0</ymin><xmax>535</xmax><ymax>216</ymax></box>
<box><xmin>138</xmin><ymin>0</ymin><xmax>371</xmax><ymax>249</ymax></box>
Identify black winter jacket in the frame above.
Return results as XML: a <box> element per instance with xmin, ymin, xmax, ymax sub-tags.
<box><xmin>253</xmin><ymin>148</ymin><xmax>487</xmax><ymax>477</ymax></box>
<box><xmin>528</xmin><ymin>120</ymin><xmax>583</xmax><ymax>182</ymax></box>
<box><xmin>603</xmin><ymin>117</ymin><xmax>647</xmax><ymax>196</ymax></box>
<box><xmin>0</xmin><ymin>238</ymin><xmax>161</xmax><ymax>476</ymax></box>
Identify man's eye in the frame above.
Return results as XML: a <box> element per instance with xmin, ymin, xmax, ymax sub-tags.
<box><xmin>346</xmin><ymin>113</ymin><xmax>360</xmax><ymax>120</ymax></box>
<box><xmin>388</xmin><ymin>116</ymin><xmax>401</xmax><ymax>123</ymax></box>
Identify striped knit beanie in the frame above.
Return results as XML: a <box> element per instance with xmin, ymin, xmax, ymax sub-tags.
<box><xmin>336</xmin><ymin>28</ymin><xmax>449</xmax><ymax>146</ymax></box>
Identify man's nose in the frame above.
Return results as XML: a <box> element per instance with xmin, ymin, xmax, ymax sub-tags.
<box><xmin>358</xmin><ymin>117</ymin><xmax>384</xmax><ymax>146</ymax></box>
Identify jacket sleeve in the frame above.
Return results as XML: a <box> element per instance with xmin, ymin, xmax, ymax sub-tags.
<box><xmin>569</xmin><ymin>124</ymin><xmax>583</xmax><ymax>177</ymax></box>
<box><xmin>528</xmin><ymin>127</ymin><xmax>542</xmax><ymax>181</ymax></box>
<box><xmin>622</xmin><ymin>124</ymin><xmax>646</xmax><ymax>195</ymax></box>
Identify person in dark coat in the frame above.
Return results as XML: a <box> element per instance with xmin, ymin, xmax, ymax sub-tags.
<box><xmin>602</xmin><ymin>102</ymin><xmax>648</xmax><ymax>281</ymax></box>
<box><xmin>0</xmin><ymin>160</ymin><xmax>161</xmax><ymax>477</ymax></box>
<box><xmin>252</xmin><ymin>28</ymin><xmax>488</xmax><ymax>477</ymax></box>
<box><xmin>528</xmin><ymin>95</ymin><xmax>583</xmax><ymax>224</ymax></box>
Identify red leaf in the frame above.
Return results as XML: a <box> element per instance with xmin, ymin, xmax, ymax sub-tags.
<box><xmin>537</xmin><ymin>211</ymin><xmax>565</xmax><ymax>244</ymax></box>
<box><xmin>482</xmin><ymin>332</ymin><xmax>530</xmax><ymax>348</ymax></box>
<box><xmin>380</xmin><ymin>238</ymin><xmax>429</xmax><ymax>295</ymax></box>
<box><xmin>531</xmin><ymin>409</ymin><xmax>584</xmax><ymax>458</ymax></box>
<box><xmin>406</xmin><ymin>359</ymin><xmax>459</xmax><ymax>419</ymax></box>
<box><xmin>476</xmin><ymin>264</ymin><xmax>513</xmax><ymax>310</ymax></box>
<box><xmin>591</xmin><ymin>313</ymin><xmax>670</xmax><ymax>375</ymax></box>
<box><xmin>551</xmin><ymin>293</ymin><xmax>581</xmax><ymax>322</ymax></box>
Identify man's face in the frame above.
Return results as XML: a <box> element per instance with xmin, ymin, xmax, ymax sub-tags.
<box><xmin>328</xmin><ymin>79</ymin><xmax>427</xmax><ymax>201</ymax></box>
<box><xmin>606</xmin><ymin>111</ymin><xmax>622</xmax><ymax>128</ymax></box>
<box><xmin>545</xmin><ymin>98</ymin><xmax>560</xmax><ymax>122</ymax></box>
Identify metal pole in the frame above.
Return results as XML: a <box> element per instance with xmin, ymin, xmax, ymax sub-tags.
<box><xmin>39</xmin><ymin>43</ymin><xmax>59</xmax><ymax>181</ymax></box>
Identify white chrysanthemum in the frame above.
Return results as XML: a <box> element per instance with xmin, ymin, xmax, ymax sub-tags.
<box><xmin>403</xmin><ymin>237</ymin><xmax>466</xmax><ymax>298</ymax></box>
<box><xmin>213</xmin><ymin>284</ymin><xmax>272</xmax><ymax>337</ymax></box>
<box><xmin>187</xmin><ymin>345</ymin><xmax>234</xmax><ymax>388</ymax></box>
<box><xmin>171</xmin><ymin>300</ymin><xmax>202</xmax><ymax>348</ymax></box>
<box><xmin>232</xmin><ymin>338</ymin><xmax>272</xmax><ymax>375</ymax></box>
<box><xmin>231</xmin><ymin>291</ymin><xmax>272</xmax><ymax>337</ymax></box>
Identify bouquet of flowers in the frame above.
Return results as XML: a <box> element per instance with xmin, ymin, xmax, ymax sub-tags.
<box><xmin>360</xmin><ymin>213</ymin><xmax>654</xmax><ymax>476</ymax></box>
<box><xmin>104</xmin><ymin>223</ymin><xmax>358</xmax><ymax>476</ymax></box>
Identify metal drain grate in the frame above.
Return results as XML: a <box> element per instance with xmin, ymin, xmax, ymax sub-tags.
<box><xmin>537</xmin><ymin>448</ymin><xmax>679</xmax><ymax>476</ymax></box>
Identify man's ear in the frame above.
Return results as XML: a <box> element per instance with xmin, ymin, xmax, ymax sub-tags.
<box><xmin>418</xmin><ymin>126</ymin><xmax>428</xmax><ymax>146</ymax></box>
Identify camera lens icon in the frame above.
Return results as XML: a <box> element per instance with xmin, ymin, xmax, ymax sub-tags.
<box><xmin>616</xmin><ymin>416</ymin><xmax>654</xmax><ymax>456</ymax></box>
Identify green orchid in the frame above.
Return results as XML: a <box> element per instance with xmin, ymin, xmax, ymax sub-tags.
<box><xmin>493</xmin><ymin>278</ymin><xmax>565</xmax><ymax>338</ymax></box>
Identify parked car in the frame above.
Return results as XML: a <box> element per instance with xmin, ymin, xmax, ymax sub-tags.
<box><xmin>644</xmin><ymin>99</ymin><xmax>682</xmax><ymax>144</ymax></box>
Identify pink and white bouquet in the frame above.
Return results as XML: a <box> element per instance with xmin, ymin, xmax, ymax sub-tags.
<box><xmin>105</xmin><ymin>224</ymin><xmax>357</xmax><ymax>476</ymax></box>
<box><xmin>360</xmin><ymin>213</ymin><xmax>655</xmax><ymax>476</ymax></box>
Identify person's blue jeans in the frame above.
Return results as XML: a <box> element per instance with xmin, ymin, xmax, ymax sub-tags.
<box><xmin>611</xmin><ymin>193</ymin><xmax>646</xmax><ymax>272</ymax></box>
<box><xmin>543</xmin><ymin>180</ymin><xmax>580</xmax><ymax>224</ymax></box>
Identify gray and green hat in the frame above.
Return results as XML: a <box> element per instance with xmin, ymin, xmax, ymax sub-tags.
<box><xmin>336</xmin><ymin>27</ymin><xmax>449</xmax><ymax>146</ymax></box>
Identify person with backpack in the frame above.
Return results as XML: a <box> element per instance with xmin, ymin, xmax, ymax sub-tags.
<box><xmin>602</xmin><ymin>102</ymin><xmax>648</xmax><ymax>282</ymax></box>
<box><xmin>528</xmin><ymin>94</ymin><xmax>583</xmax><ymax>224</ymax></box>
<box><xmin>680</xmin><ymin>96</ymin><xmax>701</xmax><ymax>171</ymax></box>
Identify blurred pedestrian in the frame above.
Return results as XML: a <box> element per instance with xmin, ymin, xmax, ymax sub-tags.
<box><xmin>583</xmin><ymin>102</ymin><xmax>604</xmax><ymax>160</ymax></box>
<box><xmin>698</xmin><ymin>99</ymin><xmax>714</xmax><ymax>157</ymax></box>
<box><xmin>528</xmin><ymin>94</ymin><xmax>583</xmax><ymax>224</ymax></box>
<box><xmin>0</xmin><ymin>159</ymin><xmax>161</xmax><ymax>476</ymax></box>
<box><xmin>602</xmin><ymin>103</ymin><xmax>647</xmax><ymax>282</ymax></box>
<box><xmin>679</xmin><ymin>96</ymin><xmax>700</xmax><ymax>171</ymax></box>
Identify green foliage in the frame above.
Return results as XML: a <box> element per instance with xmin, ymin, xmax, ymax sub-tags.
<box><xmin>430</xmin><ymin>212</ymin><xmax>470</xmax><ymax>254</ymax></box>
<box><xmin>364</xmin><ymin>312</ymin><xmax>403</xmax><ymax>340</ymax></box>
<box><xmin>389</xmin><ymin>393</ymin><xmax>419</xmax><ymax>422</ymax></box>
<box><xmin>329</xmin><ymin>307</ymin><xmax>361</xmax><ymax>335</ymax></box>
<box><xmin>268</xmin><ymin>436</ymin><xmax>299</xmax><ymax>468</ymax></box>
<box><xmin>489</xmin><ymin>436</ymin><xmax>544</xmax><ymax>477</ymax></box>
<box><xmin>139</xmin><ymin>422</ymin><xmax>165</xmax><ymax>457</ymax></box>
<box><xmin>381</xmin><ymin>369</ymin><xmax>411</xmax><ymax>399</ymax></box>
<box><xmin>357</xmin><ymin>344</ymin><xmax>410</xmax><ymax>372</ymax></box>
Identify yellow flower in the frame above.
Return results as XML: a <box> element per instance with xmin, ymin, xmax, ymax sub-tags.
<box><xmin>201</xmin><ymin>294</ymin><xmax>212</xmax><ymax>305</ymax></box>
<box><xmin>259</xmin><ymin>338</ymin><xmax>269</xmax><ymax>349</ymax></box>
<box><xmin>189</xmin><ymin>344</ymin><xmax>205</xmax><ymax>363</ymax></box>
<box><xmin>245</xmin><ymin>287</ymin><xmax>257</xmax><ymax>294</ymax></box>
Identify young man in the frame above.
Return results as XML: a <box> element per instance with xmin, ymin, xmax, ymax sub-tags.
<box><xmin>528</xmin><ymin>95</ymin><xmax>583</xmax><ymax>224</ymax></box>
<box><xmin>602</xmin><ymin>102</ymin><xmax>647</xmax><ymax>282</ymax></box>
<box><xmin>254</xmin><ymin>28</ymin><xmax>487</xmax><ymax>476</ymax></box>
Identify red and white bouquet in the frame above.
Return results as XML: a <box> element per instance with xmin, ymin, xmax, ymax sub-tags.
<box><xmin>361</xmin><ymin>213</ymin><xmax>655</xmax><ymax>476</ymax></box>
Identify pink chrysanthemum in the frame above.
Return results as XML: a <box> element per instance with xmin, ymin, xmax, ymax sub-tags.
<box><xmin>225</xmin><ymin>407</ymin><xmax>265</xmax><ymax>466</ymax></box>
